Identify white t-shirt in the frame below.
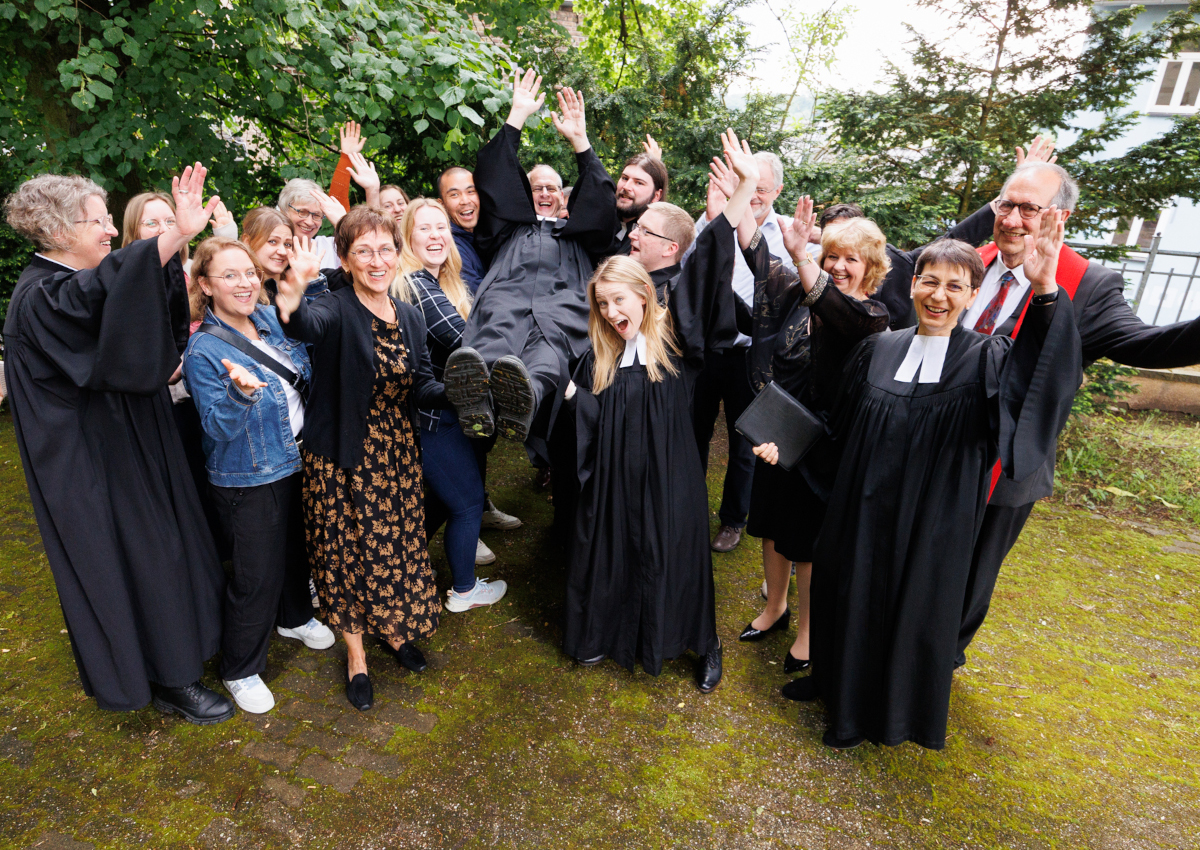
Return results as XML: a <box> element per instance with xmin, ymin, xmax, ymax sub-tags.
<box><xmin>251</xmin><ymin>340</ymin><xmax>305</xmax><ymax>437</ymax></box>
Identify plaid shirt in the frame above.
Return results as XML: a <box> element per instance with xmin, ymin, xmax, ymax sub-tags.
<box><xmin>408</xmin><ymin>269</ymin><xmax>468</xmax><ymax>431</ymax></box>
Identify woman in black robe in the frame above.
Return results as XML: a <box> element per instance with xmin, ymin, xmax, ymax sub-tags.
<box><xmin>562</xmin><ymin>130</ymin><xmax>758</xmax><ymax>690</ymax></box>
<box><xmin>775</xmin><ymin>217</ymin><xmax>1081</xmax><ymax>750</ymax></box>
<box><xmin>2</xmin><ymin>165</ymin><xmax>233</xmax><ymax>723</ymax></box>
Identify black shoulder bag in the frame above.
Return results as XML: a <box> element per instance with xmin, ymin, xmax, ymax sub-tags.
<box><xmin>196</xmin><ymin>324</ymin><xmax>310</xmax><ymax>402</ymax></box>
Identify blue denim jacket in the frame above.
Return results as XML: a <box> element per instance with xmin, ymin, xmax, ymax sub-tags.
<box><xmin>182</xmin><ymin>305</ymin><xmax>313</xmax><ymax>487</ymax></box>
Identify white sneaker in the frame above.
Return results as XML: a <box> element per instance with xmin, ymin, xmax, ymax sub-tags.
<box><xmin>475</xmin><ymin>538</ymin><xmax>497</xmax><ymax>565</ymax></box>
<box><xmin>481</xmin><ymin>499</ymin><xmax>522</xmax><ymax>530</ymax></box>
<box><xmin>276</xmin><ymin>617</ymin><xmax>335</xmax><ymax>650</ymax></box>
<box><xmin>223</xmin><ymin>674</ymin><xmax>275</xmax><ymax>714</ymax></box>
<box><xmin>445</xmin><ymin>577</ymin><xmax>508</xmax><ymax>612</ymax></box>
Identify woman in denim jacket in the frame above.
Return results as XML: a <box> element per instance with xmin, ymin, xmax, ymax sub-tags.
<box><xmin>182</xmin><ymin>236</ymin><xmax>334</xmax><ymax>715</ymax></box>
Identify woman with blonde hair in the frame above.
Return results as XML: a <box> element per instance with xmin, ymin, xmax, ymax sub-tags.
<box><xmin>393</xmin><ymin>198</ymin><xmax>507</xmax><ymax>613</ymax></box>
<box><xmin>562</xmin><ymin>130</ymin><xmax>760</xmax><ymax>692</ymax></box>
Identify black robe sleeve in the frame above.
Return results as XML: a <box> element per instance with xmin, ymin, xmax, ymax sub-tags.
<box><xmin>986</xmin><ymin>293</ymin><xmax>1082</xmax><ymax>483</ymax></box>
<box><xmin>561</xmin><ymin>148</ymin><xmax>620</xmax><ymax>260</ymax></box>
<box><xmin>165</xmin><ymin>253</ymin><xmax>192</xmax><ymax>355</ymax></box>
<box><xmin>824</xmin><ymin>333</ymin><xmax>881</xmax><ymax>443</ymax></box>
<box><xmin>1075</xmin><ymin>264</ymin><xmax>1200</xmax><ymax>367</ymax></box>
<box><xmin>280</xmin><ymin>289</ymin><xmax>342</xmax><ymax>345</ymax></box>
<box><xmin>670</xmin><ymin>214</ymin><xmax>739</xmax><ymax>369</ymax></box>
<box><xmin>12</xmin><ymin>240</ymin><xmax>180</xmax><ymax>393</ymax></box>
<box><xmin>568</xmin><ymin>353</ymin><xmax>601</xmax><ymax>487</ymax></box>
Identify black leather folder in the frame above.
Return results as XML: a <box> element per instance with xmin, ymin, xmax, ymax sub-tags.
<box><xmin>734</xmin><ymin>381</ymin><xmax>825</xmax><ymax>471</ymax></box>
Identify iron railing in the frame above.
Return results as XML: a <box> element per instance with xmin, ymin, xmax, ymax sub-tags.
<box><xmin>1067</xmin><ymin>236</ymin><xmax>1200</xmax><ymax>326</ymax></box>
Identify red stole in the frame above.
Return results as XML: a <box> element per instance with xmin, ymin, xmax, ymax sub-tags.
<box><xmin>976</xmin><ymin>243</ymin><xmax>1089</xmax><ymax>498</ymax></box>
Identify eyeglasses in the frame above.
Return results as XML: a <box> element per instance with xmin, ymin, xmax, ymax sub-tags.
<box><xmin>75</xmin><ymin>214</ymin><xmax>115</xmax><ymax>228</ymax></box>
<box><xmin>204</xmin><ymin>270</ymin><xmax>262</xmax><ymax>284</ymax></box>
<box><xmin>348</xmin><ymin>247</ymin><xmax>397</xmax><ymax>262</ymax></box>
<box><xmin>141</xmin><ymin>218</ymin><xmax>176</xmax><ymax>230</ymax></box>
<box><xmin>991</xmin><ymin>198</ymin><xmax>1046</xmax><ymax>220</ymax></box>
<box><xmin>530</xmin><ymin>184</ymin><xmax>561</xmax><ymax>195</ymax></box>
<box><xmin>630</xmin><ymin>221</ymin><xmax>673</xmax><ymax>243</ymax></box>
<box><xmin>288</xmin><ymin>204</ymin><xmax>325</xmax><ymax>223</ymax></box>
<box><xmin>913</xmin><ymin>275</ymin><xmax>971</xmax><ymax>295</ymax></box>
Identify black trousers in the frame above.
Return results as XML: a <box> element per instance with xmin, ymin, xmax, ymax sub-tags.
<box><xmin>957</xmin><ymin>501</ymin><xmax>1036</xmax><ymax>656</ymax></box>
<box><xmin>210</xmin><ymin>472</ymin><xmax>313</xmax><ymax>680</ymax></box>
<box><xmin>692</xmin><ymin>347</ymin><xmax>756</xmax><ymax>528</ymax></box>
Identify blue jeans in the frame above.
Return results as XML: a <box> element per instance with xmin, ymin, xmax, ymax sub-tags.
<box><xmin>423</xmin><ymin>409</ymin><xmax>486</xmax><ymax>593</ymax></box>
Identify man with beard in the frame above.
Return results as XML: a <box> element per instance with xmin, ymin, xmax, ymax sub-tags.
<box><xmin>689</xmin><ymin>150</ymin><xmax>794</xmax><ymax>552</ymax></box>
<box><xmin>609</xmin><ymin>144</ymin><xmax>668</xmax><ymax>256</ymax></box>
<box><xmin>438</xmin><ymin>166</ymin><xmax>487</xmax><ymax>294</ymax></box>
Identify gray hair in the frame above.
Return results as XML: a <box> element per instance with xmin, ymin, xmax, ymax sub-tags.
<box><xmin>1000</xmin><ymin>162</ymin><xmax>1079</xmax><ymax>212</ymax></box>
<box><xmin>526</xmin><ymin>164</ymin><xmax>563</xmax><ymax>189</ymax></box>
<box><xmin>277</xmin><ymin>178</ymin><xmax>323</xmax><ymax>213</ymax></box>
<box><xmin>4</xmin><ymin>174</ymin><xmax>107</xmax><ymax>252</ymax></box>
<box><xmin>753</xmin><ymin>151</ymin><xmax>784</xmax><ymax>190</ymax></box>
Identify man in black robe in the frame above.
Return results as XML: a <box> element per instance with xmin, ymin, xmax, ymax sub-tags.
<box><xmin>3</xmin><ymin>166</ymin><xmax>233</xmax><ymax>723</ymax></box>
<box><xmin>626</xmin><ymin>200</ymin><xmax>696</xmax><ymax>304</ymax></box>
<box><xmin>957</xmin><ymin>161</ymin><xmax>1200</xmax><ymax>665</ymax></box>
<box><xmin>607</xmin><ymin>148</ymin><xmax>668</xmax><ymax>257</ymax></box>
<box><xmin>449</xmin><ymin>71</ymin><xmax>617</xmax><ymax>463</ymax></box>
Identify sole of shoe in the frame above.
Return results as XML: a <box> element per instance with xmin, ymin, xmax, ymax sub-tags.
<box><xmin>229</xmin><ymin>694</ymin><xmax>276</xmax><ymax>714</ymax></box>
<box><xmin>275</xmin><ymin>626</ymin><xmax>336</xmax><ymax>651</ymax></box>
<box><xmin>444</xmin><ymin>348</ymin><xmax>494</xmax><ymax>438</ymax></box>
<box><xmin>489</xmin><ymin>356</ymin><xmax>535</xmax><ymax>442</ymax></box>
<box><xmin>152</xmin><ymin>696</ymin><xmax>236</xmax><ymax>725</ymax></box>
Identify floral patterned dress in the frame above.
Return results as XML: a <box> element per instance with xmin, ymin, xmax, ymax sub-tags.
<box><xmin>303</xmin><ymin>317</ymin><xmax>440</xmax><ymax>644</ymax></box>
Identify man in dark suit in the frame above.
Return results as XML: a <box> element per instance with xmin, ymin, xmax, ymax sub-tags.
<box><xmin>959</xmin><ymin>160</ymin><xmax>1200</xmax><ymax>664</ymax></box>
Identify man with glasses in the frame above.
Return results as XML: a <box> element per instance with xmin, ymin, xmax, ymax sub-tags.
<box><xmin>627</xmin><ymin>202</ymin><xmax>697</xmax><ymax>303</ymax></box>
<box><xmin>687</xmin><ymin>150</ymin><xmax>793</xmax><ymax>553</ymax></box>
<box><xmin>958</xmin><ymin>159</ymin><xmax>1200</xmax><ymax>668</ymax></box>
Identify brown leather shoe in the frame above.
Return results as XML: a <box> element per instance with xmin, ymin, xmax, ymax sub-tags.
<box><xmin>711</xmin><ymin>525</ymin><xmax>742</xmax><ymax>552</ymax></box>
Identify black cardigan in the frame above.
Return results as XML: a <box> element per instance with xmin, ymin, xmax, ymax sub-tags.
<box><xmin>283</xmin><ymin>286</ymin><xmax>449</xmax><ymax>469</ymax></box>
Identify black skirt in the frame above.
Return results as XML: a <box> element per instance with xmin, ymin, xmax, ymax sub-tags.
<box><xmin>745</xmin><ymin>456</ymin><xmax>826</xmax><ymax>563</ymax></box>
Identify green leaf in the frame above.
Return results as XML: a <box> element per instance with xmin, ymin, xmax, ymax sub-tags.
<box><xmin>427</xmin><ymin>104</ymin><xmax>445</xmax><ymax>122</ymax></box>
<box><xmin>70</xmin><ymin>89</ymin><xmax>96</xmax><ymax>111</ymax></box>
<box><xmin>266</xmin><ymin>91</ymin><xmax>285</xmax><ymax>110</ymax></box>
<box><xmin>413</xmin><ymin>117</ymin><xmax>429</xmax><ymax>134</ymax></box>
<box><xmin>482</xmin><ymin>96</ymin><xmax>502</xmax><ymax>114</ymax></box>
<box><xmin>88</xmin><ymin>80</ymin><xmax>114</xmax><ymax>101</ymax></box>
<box><xmin>375</xmin><ymin>83</ymin><xmax>394</xmax><ymax>101</ymax></box>
<box><xmin>456</xmin><ymin>104</ymin><xmax>484</xmax><ymax>126</ymax></box>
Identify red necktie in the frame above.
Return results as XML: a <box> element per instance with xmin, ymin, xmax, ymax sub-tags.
<box><xmin>973</xmin><ymin>271</ymin><xmax>1016</xmax><ymax>335</ymax></box>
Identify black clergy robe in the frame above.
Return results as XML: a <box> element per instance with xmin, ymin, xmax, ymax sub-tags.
<box><xmin>809</xmin><ymin>295</ymin><xmax>1081</xmax><ymax>749</ymax></box>
<box><xmin>464</xmin><ymin>124</ymin><xmax>618</xmax><ymax>462</ymax></box>
<box><xmin>3</xmin><ymin>243</ymin><xmax>224</xmax><ymax>711</ymax></box>
<box><xmin>562</xmin><ymin>215</ymin><xmax>738</xmax><ymax>674</ymax></box>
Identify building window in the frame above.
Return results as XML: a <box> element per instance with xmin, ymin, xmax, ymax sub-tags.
<box><xmin>1149</xmin><ymin>53</ymin><xmax>1200</xmax><ymax>114</ymax></box>
<box><xmin>1110</xmin><ymin>210</ymin><xmax>1168</xmax><ymax>251</ymax></box>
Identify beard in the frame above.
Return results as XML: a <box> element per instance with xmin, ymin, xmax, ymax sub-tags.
<box><xmin>617</xmin><ymin>196</ymin><xmax>652</xmax><ymax>225</ymax></box>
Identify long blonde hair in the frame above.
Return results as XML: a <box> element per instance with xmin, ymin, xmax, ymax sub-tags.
<box><xmin>122</xmin><ymin>192</ymin><xmax>187</xmax><ymax>262</ymax></box>
<box><xmin>393</xmin><ymin>198</ymin><xmax>471</xmax><ymax>318</ymax></box>
<box><xmin>587</xmin><ymin>256</ymin><xmax>680</xmax><ymax>393</ymax></box>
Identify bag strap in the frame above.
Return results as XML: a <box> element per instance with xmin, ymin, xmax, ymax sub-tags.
<box><xmin>196</xmin><ymin>323</ymin><xmax>303</xmax><ymax>391</ymax></box>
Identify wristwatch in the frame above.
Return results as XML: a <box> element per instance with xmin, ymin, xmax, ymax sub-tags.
<box><xmin>796</xmin><ymin>254</ymin><xmax>813</xmax><ymax>269</ymax></box>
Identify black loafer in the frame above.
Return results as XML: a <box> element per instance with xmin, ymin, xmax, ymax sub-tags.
<box><xmin>489</xmin><ymin>356</ymin><xmax>536</xmax><ymax>442</ymax></box>
<box><xmin>346</xmin><ymin>673</ymin><xmax>373</xmax><ymax>711</ymax></box>
<box><xmin>393</xmin><ymin>642</ymin><xmax>427</xmax><ymax>673</ymax></box>
<box><xmin>697</xmin><ymin>639</ymin><xmax>723</xmax><ymax>693</ymax></box>
<box><xmin>738</xmin><ymin>609</ymin><xmax>791</xmax><ymax>642</ymax></box>
<box><xmin>151</xmin><ymin>681</ymin><xmax>236</xmax><ymax>725</ymax></box>
<box><xmin>783</xmin><ymin>651</ymin><xmax>811</xmax><ymax>674</ymax></box>
<box><xmin>781</xmin><ymin>675</ymin><xmax>819</xmax><ymax>702</ymax></box>
<box><xmin>444</xmin><ymin>347</ymin><xmax>494</xmax><ymax>438</ymax></box>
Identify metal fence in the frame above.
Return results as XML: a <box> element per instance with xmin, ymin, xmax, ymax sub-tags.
<box><xmin>1068</xmin><ymin>236</ymin><xmax>1200</xmax><ymax>326</ymax></box>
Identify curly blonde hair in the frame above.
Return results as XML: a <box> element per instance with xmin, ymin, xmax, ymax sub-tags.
<box><xmin>820</xmin><ymin>217</ymin><xmax>891</xmax><ymax>296</ymax></box>
<box><xmin>4</xmin><ymin>174</ymin><xmax>107</xmax><ymax>252</ymax></box>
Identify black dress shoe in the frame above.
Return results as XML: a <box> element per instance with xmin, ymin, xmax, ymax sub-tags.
<box><xmin>394</xmin><ymin>642</ymin><xmax>427</xmax><ymax>673</ymax></box>
<box><xmin>577</xmin><ymin>655</ymin><xmax>605</xmax><ymax>666</ymax></box>
<box><xmin>738</xmin><ymin>609</ymin><xmax>791</xmax><ymax>642</ymax></box>
<box><xmin>151</xmin><ymin>681</ymin><xmax>236</xmax><ymax>725</ymax></box>
<box><xmin>697</xmin><ymin>639</ymin><xmax>723</xmax><ymax>693</ymax></box>
<box><xmin>783</xmin><ymin>651</ymin><xmax>811</xmax><ymax>674</ymax></box>
<box><xmin>346</xmin><ymin>673</ymin><xmax>373</xmax><ymax>711</ymax></box>
<box><xmin>822</xmin><ymin>729</ymin><xmax>865</xmax><ymax>750</ymax></box>
<box><xmin>781</xmin><ymin>675</ymin><xmax>819</xmax><ymax>702</ymax></box>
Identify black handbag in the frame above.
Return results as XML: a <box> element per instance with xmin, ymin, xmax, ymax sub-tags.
<box><xmin>734</xmin><ymin>381</ymin><xmax>825</xmax><ymax>471</ymax></box>
<box><xmin>196</xmin><ymin>323</ymin><xmax>310</xmax><ymax>402</ymax></box>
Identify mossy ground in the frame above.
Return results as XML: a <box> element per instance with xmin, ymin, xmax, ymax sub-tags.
<box><xmin>1</xmin><ymin>408</ymin><xmax>1197</xmax><ymax>849</ymax></box>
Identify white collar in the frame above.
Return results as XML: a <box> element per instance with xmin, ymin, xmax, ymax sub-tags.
<box><xmin>894</xmin><ymin>333</ymin><xmax>951</xmax><ymax>383</ymax></box>
<box><xmin>536</xmin><ymin>214</ymin><xmax>560</xmax><ymax>223</ymax></box>
<box><xmin>35</xmin><ymin>253</ymin><xmax>78</xmax><ymax>272</ymax></box>
<box><xmin>620</xmin><ymin>333</ymin><xmax>649</xmax><ymax>368</ymax></box>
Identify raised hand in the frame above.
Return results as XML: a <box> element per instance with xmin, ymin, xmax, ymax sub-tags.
<box><xmin>705</xmin><ymin>175</ymin><xmax>729</xmax><ymax>222</ymax></box>
<box><xmin>347</xmin><ymin>151</ymin><xmax>381</xmax><ymax>194</ymax></box>
<box><xmin>708</xmin><ymin>154</ymin><xmax>738</xmax><ymax>200</ymax></box>
<box><xmin>782</xmin><ymin>195</ymin><xmax>817</xmax><ymax>261</ymax></box>
<box><xmin>506</xmin><ymin>69</ymin><xmax>545</xmax><ymax>130</ymax></box>
<box><xmin>285</xmin><ymin>234</ymin><xmax>322</xmax><ymax>287</ymax></box>
<box><xmin>643</xmin><ymin>134</ymin><xmax>663</xmax><ymax>161</ymax></box>
<box><xmin>309</xmin><ymin>187</ymin><xmax>347</xmax><ymax>226</ymax></box>
<box><xmin>274</xmin><ymin>271</ymin><xmax>304</xmax><ymax>324</ymax></box>
<box><xmin>209</xmin><ymin>199</ymin><xmax>234</xmax><ymax>232</ymax></box>
<box><xmin>752</xmin><ymin>442</ymin><xmax>780</xmax><ymax>466</ymax></box>
<box><xmin>721</xmin><ymin>129</ymin><xmax>758</xmax><ymax>183</ymax></box>
<box><xmin>172</xmin><ymin>163</ymin><xmax>222</xmax><ymax>241</ymax></box>
<box><xmin>339</xmin><ymin>121</ymin><xmax>366</xmax><ymax>156</ymax></box>
<box><xmin>551</xmin><ymin>86</ymin><xmax>590</xmax><ymax>153</ymax></box>
<box><xmin>1022</xmin><ymin>206</ymin><xmax>1066</xmax><ymax>294</ymax></box>
<box><xmin>1016</xmin><ymin>135</ymin><xmax>1057</xmax><ymax>165</ymax></box>
<box><xmin>221</xmin><ymin>359</ymin><xmax>267</xmax><ymax>395</ymax></box>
